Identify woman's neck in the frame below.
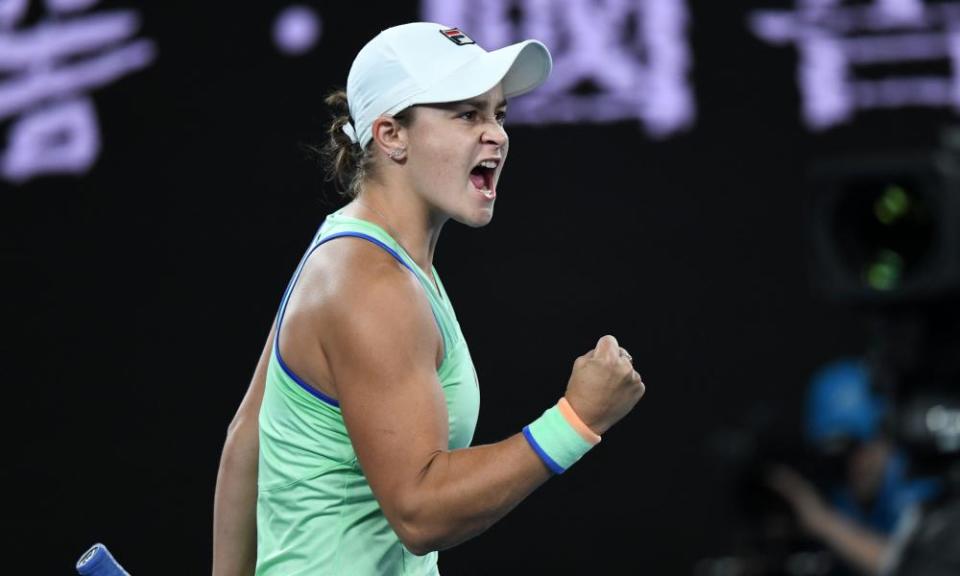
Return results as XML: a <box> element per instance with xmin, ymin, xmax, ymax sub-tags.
<box><xmin>343</xmin><ymin>184</ymin><xmax>445</xmax><ymax>276</ymax></box>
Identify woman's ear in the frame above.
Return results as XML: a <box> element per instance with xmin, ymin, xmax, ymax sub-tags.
<box><xmin>371</xmin><ymin>116</ymin><xmax>408</xmax><ymax>160</ymax></box>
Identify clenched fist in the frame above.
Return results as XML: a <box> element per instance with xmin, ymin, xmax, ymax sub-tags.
<box><xmin>563</xmin><ymin>335</ymin><xmax>645</xmax><ymax>435</ymax></box>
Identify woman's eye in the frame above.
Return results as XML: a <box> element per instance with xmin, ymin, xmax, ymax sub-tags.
<box><xmin>460</xmin><ymin>111</ymin><xmax>476</xmax><ymax>120</ymax></box>
<box><xmin>496</xmin><ymin>112</ymin><xmax>507</xmax><ymax>124</ymax></box>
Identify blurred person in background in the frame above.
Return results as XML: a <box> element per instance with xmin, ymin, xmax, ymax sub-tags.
<box><xmin>766</xmin><ymin>357</ymin><xmax>941</xmax><ymax>576</ymax></box>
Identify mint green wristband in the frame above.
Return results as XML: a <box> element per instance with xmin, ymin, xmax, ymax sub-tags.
<box><xmin>522</xmin><ymin>404</ymin><xmax>597</xmax><ymax>474</ymax></box>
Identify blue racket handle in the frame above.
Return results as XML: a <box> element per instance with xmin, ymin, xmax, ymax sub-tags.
<box><xmin>76</xmin><ymin>543</ymin><xmax>130</xmax><ymax>575</ymax></box>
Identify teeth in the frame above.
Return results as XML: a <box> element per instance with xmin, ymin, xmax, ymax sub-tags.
<box><xmin>479</xmin><ymin>160</ymin><xmax>498</xmax><ymax>169</ymax></box>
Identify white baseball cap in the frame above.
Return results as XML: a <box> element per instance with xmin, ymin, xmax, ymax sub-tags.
<box><xmin>343</xmin><ymin>22</ymin><xmax>553</xmax><ymax>149</ymax></box>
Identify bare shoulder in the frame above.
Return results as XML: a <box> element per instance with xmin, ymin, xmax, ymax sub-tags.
<box><xmin>283</xmin><ymin>236</ymin><xmax>443</xmax><ymax>389</ymax></box>
<box><xmin>326</xmin><ymin>238</ymin><xmax>439</xmax><ymax>346</ymax></box>
<box><xmin>303</xmin><ymin>236</ymin><xmax>426</xmax><ymax>318</ymax></box>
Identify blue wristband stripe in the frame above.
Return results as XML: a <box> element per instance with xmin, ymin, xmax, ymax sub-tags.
<box><xmin>522</xmin><ymin>425</ymin><xmax>566</xmax><ymax>474</ymax></box>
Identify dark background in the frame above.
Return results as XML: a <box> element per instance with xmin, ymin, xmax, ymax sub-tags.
<box><xmin>3</xmin><ymin>1</ymin><xmax>955</xmax><ymax>574</ymax></box>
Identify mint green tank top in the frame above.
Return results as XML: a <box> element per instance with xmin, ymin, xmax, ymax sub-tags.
<box><xmin>256</xmin><ymin>211</ymin><xmax>481</xmax><ymax>576</ymax></box>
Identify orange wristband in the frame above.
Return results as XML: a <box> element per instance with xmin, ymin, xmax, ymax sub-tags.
<box><xmin>557</xmin><ymin>397</ymin><xmax>602</xmax><ymax>445</ymax></box>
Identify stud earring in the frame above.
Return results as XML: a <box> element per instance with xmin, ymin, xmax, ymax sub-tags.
<box><xmin>389</xmin><ymin>147</ymin><xmax>406</xmax><ymax>160</ymax></box>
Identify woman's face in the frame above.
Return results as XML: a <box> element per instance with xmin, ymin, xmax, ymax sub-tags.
<box><xmin>403</xmin><ymin>83</ymin><xmax>509</xmax><ymax>228</ymax></box>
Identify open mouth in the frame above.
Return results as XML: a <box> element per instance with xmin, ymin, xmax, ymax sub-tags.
<box><xmin>469</xmin><ymin>159</ymin><xmax>498</xmax><ymax>197</ymax></box>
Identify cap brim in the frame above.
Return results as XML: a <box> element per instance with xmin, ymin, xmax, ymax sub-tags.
<box><xmin>409</xmin><ymin>39</ymin><xmax>552</xmax><ymax>106</ymax></box>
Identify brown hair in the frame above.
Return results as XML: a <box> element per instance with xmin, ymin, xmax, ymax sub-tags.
<box><xmin>319</xmin><ymin>89</ymin><xmax>414</xmax><ymax>199</ymax></box>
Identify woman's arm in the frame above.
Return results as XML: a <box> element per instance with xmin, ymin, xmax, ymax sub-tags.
<box><xmin>212</xmin><ymin>321</ymin><xmax>275</xmax><ymax>576</ymax></box>
<box><xmin>309</xmin><ymin>249</ymin><xmax>645</xmax><ymax>555</ymax></box>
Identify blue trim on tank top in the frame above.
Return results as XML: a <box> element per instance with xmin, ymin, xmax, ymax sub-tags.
<box><xmin>273</xmin><ymin>230</ymin><xmax>443</xmax><ymax>408</ymax></box>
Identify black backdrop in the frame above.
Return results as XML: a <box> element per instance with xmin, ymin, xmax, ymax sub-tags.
<box><xmin>4</xmin><ymin>1</ymin><xmax>955</xmax><ymax>574</ymax></box>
